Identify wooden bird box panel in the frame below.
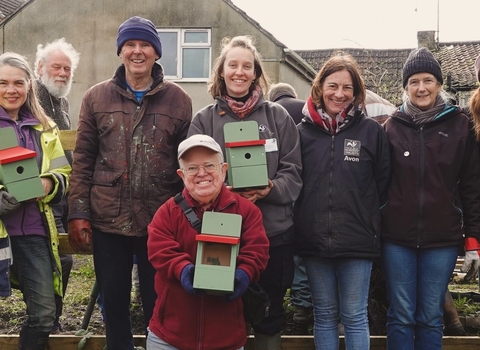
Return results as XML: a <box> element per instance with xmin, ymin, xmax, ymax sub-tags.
<box><xmin>193</xmin><ymin>212</ymin><xmax>242</xmax><ymax>293</ymax></box>
<box><xmin>0</xmin><ymin>128</ymin><xmax>44</xmax><ymax>202</ymax></box>
<box><xmin>224</xmin><ymin>121</ymin><xmax>268</xmax><ymax>190</ymax></box>
<box><xmin>0</xmin><ymin>127</ymin><xmax>19</xmax><ymax>149</ymax></box>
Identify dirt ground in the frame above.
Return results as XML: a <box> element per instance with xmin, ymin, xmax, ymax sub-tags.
<box><xmin>1</xmin><ymin>256</ymin><xmax>479</xmax><ymax>337</ymax></box>
<box><xmin>0</xmin><ymin>255</ymin><xmax>145</xmax><ymax>336</ymax></box>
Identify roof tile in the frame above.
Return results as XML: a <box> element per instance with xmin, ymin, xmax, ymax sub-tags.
<box><xmin>296</xmin><ymin>41</ymin><xmax>480</xmax><ymax>105</ymax></box>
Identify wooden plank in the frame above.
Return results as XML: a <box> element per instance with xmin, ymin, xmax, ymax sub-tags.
<box><xmin>57</xmin><ymin>130</ymin><xmax>79</xmax><ymax>255</ymax></box>
<box><xmin>58</xmin><ymin>233</ymin><xmax>92</xmax><ymax>255</ymax></box>
<box><xmin>59</xmin><ymin>130</ymin><xmax>76</xmax><ymax>151</ymax></box>
<box><xmin>0</xmin><ymin>335</ymin><xmax>146</xmax><ymax>350</ymax></box>
<box><xmin>0</xmin><ymin>335</ymin><xmax>479</xmax><ymax>350</ymax></box>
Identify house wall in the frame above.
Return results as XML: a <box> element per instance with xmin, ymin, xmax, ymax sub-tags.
<box><xmin>278</xmin><ymin>64</ymin><xmax>312</xmax><ymax>101</ymax></box>
<box><xmin>1</xmin><ymin>0</ymin><xmax>312</xmax><ymax>127</ymax></box>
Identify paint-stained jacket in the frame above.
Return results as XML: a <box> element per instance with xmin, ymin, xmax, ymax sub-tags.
<box><xmin>68</xmin><ymin>63</ymin><xmax>192</xmax><ymax>236</ymax></box>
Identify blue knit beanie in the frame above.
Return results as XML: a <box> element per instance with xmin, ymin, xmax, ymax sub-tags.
<box><xmin>402</xmin><ymin>47</ymin><xmax>443</xmax><ymax>88</ymax></box>
<box><xmin>116</xmin><ymin>16</ymin><xmax>162</xmax><ymax>58</ymax></box>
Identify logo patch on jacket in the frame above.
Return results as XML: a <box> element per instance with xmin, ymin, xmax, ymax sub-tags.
<box><xmin>344</xmin><ymin>139</ymin><xmax>361</xmax><ymax>162</ymax></box>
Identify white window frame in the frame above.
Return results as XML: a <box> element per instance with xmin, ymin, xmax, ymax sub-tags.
<box><xmin>157</xmin><ymin>28</ymin><xmax>211</xmax><ymax>82</ymax></box>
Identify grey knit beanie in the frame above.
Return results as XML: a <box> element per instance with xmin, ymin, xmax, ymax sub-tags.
<box><xmin>402</xmin><ymin>47</ymin><xmax>443</xmax><ymax>88</ymax></box>
<box><xmin>475</xmin><ymin>53</ymin><xmax>480</xmax><ymax>82</ymax></box>
<box><xmin>268</xmin><ymin>83</ymin><xmax>297</xmax><ymax>102</ymax></box>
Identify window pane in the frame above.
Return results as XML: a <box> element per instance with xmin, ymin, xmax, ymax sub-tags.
<box><xmin>184</xmin><ymin>32</ymin><xmax>208</xmax><ymax>44</ymax></box>
<box><xmin>158</xmin><ymin>32</ymin><xmax>178</xmax><ymax>76</ymax></box>
<box><xmin>182</xmin><ymin>48</ymin><xmax>209</xmax><ymax>78</ymax></box>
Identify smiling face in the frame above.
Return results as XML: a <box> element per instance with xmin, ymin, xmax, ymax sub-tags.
<box><xmin>321</xmin><ymin>69</ymin><xmax>354</xmax><ymax>118</ymax></box>
<box><xmin>177</xmin><ymin>147</ymin><xmax>228</xmax><ymax>208</ymax></box>
<box><xmin>119</xmin><ymin>40</ymin><xmax>158</xmax><ymax>80</ymax></box>
<box><xmin>405</xmin><ymin>72</ymin><xmax>442</xmax><ymax>111</ymax></box>
<box><xmin>0</xmin><ymin>65</ymin><xmax>29</xmax><ymax>120</ymax></box>
<box><xmin>221</xmin><ymin>46</ymin><xmax>256</xmax><ymax>98</ymax></box>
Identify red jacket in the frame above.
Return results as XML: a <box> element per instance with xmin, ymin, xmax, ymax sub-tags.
<box><xmin>147</xmin><ymin>185</ymin><xmax>269</xmax><ymax>350</ymax></box>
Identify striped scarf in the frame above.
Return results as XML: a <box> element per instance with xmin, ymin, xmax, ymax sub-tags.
<box><xmin>224</xmin><ymin>85</ymin><xmax>261</xmax><ymax>119</ymax></box>
<box><xmin>305</xmin><ymin>96</ymin><xmax>358</xmax><ymax>135</ymax></box>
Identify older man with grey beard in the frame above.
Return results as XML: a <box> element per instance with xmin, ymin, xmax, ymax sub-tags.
<box><xmin>34</xmin><ymin>37</ymin><xmax>80</xmax><ymax>333</ymax></box>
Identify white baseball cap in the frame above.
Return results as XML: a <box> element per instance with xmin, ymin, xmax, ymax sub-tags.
<box><xmin>177</xmin><ymin>134</ymin><xmax>223</xmax><ymax>160</ymax></box>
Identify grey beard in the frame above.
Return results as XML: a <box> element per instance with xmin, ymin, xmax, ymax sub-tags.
<box><xmin>41</xmin><ymin>75</ymin><xmax>72</xmax><ymax>98</ymax></box>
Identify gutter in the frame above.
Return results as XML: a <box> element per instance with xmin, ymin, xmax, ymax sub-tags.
<box><xmin>283</xmin><ymin>48</ymin><xmax>317</xmax><ymax>82</ymax></box>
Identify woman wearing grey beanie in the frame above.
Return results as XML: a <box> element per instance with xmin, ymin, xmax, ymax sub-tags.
<box><xmin>381</xmin><ymin>47</ymin><xmax>480</xmax><ymax>350</ymax></box>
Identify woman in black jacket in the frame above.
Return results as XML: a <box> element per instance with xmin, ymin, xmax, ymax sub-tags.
<box><xmin>381</xmin><ymin>48</ymin><xmax>480</xmax><ymax>350</ymax></box>
<box><xmin>294</xmin><ymin>53</ymin><xmax>390</xmax><ymax>350</ymax></box>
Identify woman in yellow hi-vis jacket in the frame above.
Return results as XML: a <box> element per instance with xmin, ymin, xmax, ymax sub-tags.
<box><xmin>0</xmin><ymin>52</ymin><xmax>70</xmax><ymax>350</ymax></box>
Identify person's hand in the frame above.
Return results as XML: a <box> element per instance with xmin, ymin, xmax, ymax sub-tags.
<box><xmin>255</xmin><ymin>179</ymin><xmax>273</xmax><ymax>201</ymax></box>
<box><xmin>0</xmin><ymin>190</ymin><xmax>20</xmax><ymax>216</ymax></box>
<box><xmin>237</xmin><ymin>189</ymin><xmax>258</xmax><ymax>203</ymax></box>
<box><xmin>226</xmin><ymin>268</ymin><xmax>250</xmax><ymax>301</ymax></box>
<box><xmin>180</xmin><ymin>264</ymin><xmax>205</xmax><ymax>297</ymax></box>
<box><xmin>37</xmin><ymin>177</ymin><xmax>54</xmax><ymax>200</ymax></box>
<box><xmin>68</xmin><ymin>219</ymin><xmax>92</xmax><ymax>253</ymax></box>
<box><xmin>462</xmin><ymin>251</ymin><xmax>480</xmax><ymax>281</ymax></box>
<box><xmin>461</xmin><ymin>237</ymin><xmax>480</xmax><ymax>282</ymax></box>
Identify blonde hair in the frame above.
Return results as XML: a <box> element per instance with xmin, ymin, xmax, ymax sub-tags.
<box><xmin>469</xmin><ymin>86</ymin><xmax>480</xmax><ymax>141</ymax></box>
<box><xmin>311</xmin><ymin>52</ymin><xmax>366</xmax><ymax>109</ymax></box>
<box><xmin>208</xmin><ymin>35</ymin><xmax>270</xmax><ymax>98</ymax></box>
<box><xmin>0</xmin><ymin>52</ymin><xmax>51</xmax><ymax>130</ymax></box>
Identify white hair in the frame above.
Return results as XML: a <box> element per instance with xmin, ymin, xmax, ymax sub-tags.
<box><xmin>34</xmin><ymin>38</ymin><xmax>80</xmax><ymax>79</ymax></box>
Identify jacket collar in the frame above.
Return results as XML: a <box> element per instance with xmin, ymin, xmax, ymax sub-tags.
<box><xmin>182</xmin><ymin>184</ymin><xmax>237</xmax><ymax>212</ymax></box>
<box><xmin>113</xmin><ymin>62</ymin><xmax>165</xmax><ymax>91</ymax></box>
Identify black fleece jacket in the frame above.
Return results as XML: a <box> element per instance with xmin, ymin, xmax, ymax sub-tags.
<box><xmin>381</xmin><ymin>106</ymin><xmax>480</xmax><ymax>248</ymax></box>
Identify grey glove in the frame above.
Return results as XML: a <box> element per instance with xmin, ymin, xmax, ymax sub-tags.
<box><xmin>0</xmin><ymin>190</ymin><xmax>20</xmax><ymax>216</ymax></box>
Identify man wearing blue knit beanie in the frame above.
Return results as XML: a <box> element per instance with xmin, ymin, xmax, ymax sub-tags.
<box><xmin>68</xmin><ymin>15</ymin><xmax>192</xmax><ymax>350</ymax></box>
<box><xmin>116</xmin><ymin>16</ymin><xmax>163</xmax><ymax>58</ymax></box>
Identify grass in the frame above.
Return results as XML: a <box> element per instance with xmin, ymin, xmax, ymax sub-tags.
<box><xmin>449</xmin><ymin>277</ymin><xmax>480</xmax><ymax>316</ymax></box>
<box><xmin>0</xmin><ymin>255</ymin><xmax>145</xmax><ymax>335</ymax></box>
<box><xmin>2</xmin><ymin>256</ymin><xmax>480</xmax><ymax>336</ymax></box>
<box><xmin>452</xmin><ymin>295</ymin><xmax>480</xmax><ymax>316</ymax></box>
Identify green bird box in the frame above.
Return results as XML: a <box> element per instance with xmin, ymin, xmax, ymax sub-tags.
<box><xmin>0</xmin><ymin>127</ymin><xmax>44</xmax><ymax>202</ymax></box>
<box><xmin>223</xmin><ymin>121</ymin><xmax>268</xmax><ymax>190</ymax></box>
<box><xmin>193</xmin><ymin>211</ymin><xmax>242</xmax><ymax>294</ymax></box>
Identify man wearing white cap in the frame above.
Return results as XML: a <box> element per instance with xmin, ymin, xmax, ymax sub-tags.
<box><xmin>147</xmin><ymin>134</ymin><xmax>269</xmax><ymax>350</ymax></box>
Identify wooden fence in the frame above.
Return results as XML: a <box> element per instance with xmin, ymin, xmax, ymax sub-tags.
<box><xmin>1</xmin><ymin>335</ymin><xmax>480</xmax><ymax>350</ymax></box>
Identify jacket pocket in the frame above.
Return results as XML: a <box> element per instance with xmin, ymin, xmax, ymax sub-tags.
<box><xmin>91</xmin><ymin>170</ymin><xmax>124</xmax><ymax>219</ymax></box>
<box><xmin>147</xmin><ymin>172</ymin><xmax>181</xmax><ymax>216</ymax></box>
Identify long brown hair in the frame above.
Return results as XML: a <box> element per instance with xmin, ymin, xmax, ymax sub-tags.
<box><xmin>311</xmin><ymin>52</ymin><xmax>366</xmax><ymax>109</ymax></box>
<box><xmin>0</xmin><ymin>52</ymin><xmax>51</xmax><ymax>130</ymax></box>
<box><xmin>208</xmin><ymin>35</ymin><xmax>270</xmax><ymax>98</ymax></box>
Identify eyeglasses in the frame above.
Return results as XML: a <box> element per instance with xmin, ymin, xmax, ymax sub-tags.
<box><xmin>182</xmin><ymin>163</ymin><xmax>223</xmax><ymax>175</ymax></box>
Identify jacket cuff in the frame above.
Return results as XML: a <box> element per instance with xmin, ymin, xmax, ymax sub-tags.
<box><xmin>465</xmin><ymin>237</ymin><xmax>480</xmax><ymax>251</ymax></box>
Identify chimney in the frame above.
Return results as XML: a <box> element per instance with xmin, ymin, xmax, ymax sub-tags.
<box><xmin>417</xmin><ymin>31</ymin><xmax>437</xmax><ymax>51</ymax></box>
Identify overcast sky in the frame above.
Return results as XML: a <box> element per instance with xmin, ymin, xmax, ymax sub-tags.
<box><xmin>232</xmin><ymin>0</ymin><xmax>479</xmax><ymax>50</ymax></box>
